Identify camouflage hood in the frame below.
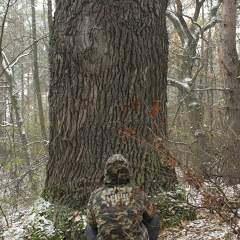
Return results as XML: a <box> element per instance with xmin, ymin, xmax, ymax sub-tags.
<box><xmin>104</xmin><ymin>154</ymin><xmax>131</xmax><ymax>185</ymax></box>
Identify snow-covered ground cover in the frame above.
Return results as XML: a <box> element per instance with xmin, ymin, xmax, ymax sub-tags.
<box><xmin>0</xmin><ymin>183</ymin><xmax>239</xmax><ymax>239</ymax></box>
<box><xmin>159</xmin><ymin>208</ymin><xmax>239</xmax><ymax>239</ymax></box>
<box><xmin>0</xmin><ymin>197</ymin><xmax>87</xmax><ymax>239</ymax></box>
<box><xmin>159</xmin><ymin>183</ymin><xmax>240</xmax><ymax>239</ymax></box>
<box><xmin>0</xmin><ymin>198</ymin><xmax>55</xmax><ymax>240</ymax></box>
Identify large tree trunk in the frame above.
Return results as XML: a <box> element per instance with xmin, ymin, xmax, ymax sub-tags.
<box><xmin>45</xmin><ymin>0</ymin><xmax>175</xmax><ymax>208</ymax></box>
<box><xmin>219</xmin><ymin>0</ymin><xmax>240</xmax><ymax>182</ymax></box>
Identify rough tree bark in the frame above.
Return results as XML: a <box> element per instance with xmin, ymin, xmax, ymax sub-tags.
<box><xmin>219</xmin><ymin>0</ymin><xmax>240</xmax><ymax>182</ymax></box>
<box><xmin>45</xmin><ymin>0</ymin><xmax>176</xmax><ymax>208</ymax></box>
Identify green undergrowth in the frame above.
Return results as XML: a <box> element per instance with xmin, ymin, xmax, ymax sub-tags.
<box><xmin>153</xmin><ymin>187</ymin><xmax>197</xmax><ymax>230</ymax></box>
<box><xmin>0</xmin><ymin>198</ymin><xmax>86</xmax><ymax>240</ymax></box>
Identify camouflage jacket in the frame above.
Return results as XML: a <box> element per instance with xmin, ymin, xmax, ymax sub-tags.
<box><xmin>87</xmin><ymin>154</ymin><xmax>154</xmax><ymax>239</ymax></box>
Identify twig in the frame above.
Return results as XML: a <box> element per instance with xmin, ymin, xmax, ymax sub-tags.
<box><xmin>0</xmin><ymin>35</ymin><xmax>48</xmax><ymax>78</ymax></box>
<box><xmin>0</xmin><ymin>0</ymin><xmax>11</xmax><ymax>49</ymax></box>
<box><xmin>0</xmin><ymin>205</ymin><xmax>9</xmax><ymax>227</ymax></box>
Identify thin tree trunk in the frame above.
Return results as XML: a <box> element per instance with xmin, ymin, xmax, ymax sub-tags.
<box><xmin>47</xmin><ymin>0</ymin><xmax>53</xmax><ymax>40</ymax></box>
<box><xmin>219</xmin><ymin>0</ymin><xmax>240</xmax><ymax>182</ymax></box>
<box><xmin>31</xmin><ymin>0</ymin><xmax>47</xmax><ymax>141</ymax></box>
<box><xmin>20</xmin><ymin>64</ymin><xmax>25</xmax><ymax>117</ymax></box>
<box><xmin>0</xmin><ymin>1</ymin><xmax>10</xmax><ymax>140</ymax></box>
<box><xmin>0</xmin><ymin>79</ymin><xmax>6</xmax><ymax>138</ymax></box>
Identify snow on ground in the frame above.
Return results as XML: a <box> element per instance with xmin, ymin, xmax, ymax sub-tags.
<box><xmin>159</xmin><ymin>208</ymin><xmax>238</xmax><ymax>240</ymax></box>
<box><xmin>0</xmin><ymin>184</ymin><xmax>239</xmax><ymax>239</ymax></box>
<box><xmin>159</xmin><ymin>183</ymin><xmax>240</xmax><ymax>240</ymax></box>
<box><xmin>0</xmin><ymin>198</ymin><xmax>56</xmax><ymax>240</ymax></box>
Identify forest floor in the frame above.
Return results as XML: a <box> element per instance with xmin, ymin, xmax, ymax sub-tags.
<box><xmin>0</xmin><ymin>183</ymin><xmax>239</xmax><ymax>239</ymax></box>
<box><xmin>158</xmin><ymin>183</ymin><xmax>240</xmax><ymax>240</ymax></box>
<box><xmin>158</xmin><ymin>208</ymin><xmax>239</xmax><ymax>239</ymax></box>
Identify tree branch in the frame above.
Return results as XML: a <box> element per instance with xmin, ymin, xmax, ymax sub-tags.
<box><xmin>175</xmin><ymin>0</ymin><xmax>195</xmax><ymax>42</ymax></box>
<box><xmin>199</xmin><ymin>0</ymin><xmax>223</xmax><ymax>34</ymax></box>
<box><xmin>167</xmin><ymin>0</ymin><xmax>223</xmax><ymax>48</ymax></box>
<box><xmin>167</xmin><ymin>10</ymin><xmax>186</xmax><ymax>46</ymax></box>
<box><xmin>211</xmin><ymin>0</ymin><xmax>223</xmax><ymax>17</ymax></box>
<box><xmin>0</xmin><ymin>205</ymin><xmax>9</xmax><ymax>227</ymax></box>
<box><xmin>192</xmin><ymin>0</ymin><xmax>206</xmax><ymax>23</ymax></box>
<box><xmin>0</xmin><ymin>0</ymin><xmax>11</xmax><ymax>49</ymax></box>
<box><xmin>0</xmin><ymin>35</ymin><xmax>48</xmax><ymax>78</ymax></box>
<box><xmin>168</xmin><ymin>77</ymin><xmax>191</xmax><ymax>93</ymax></box>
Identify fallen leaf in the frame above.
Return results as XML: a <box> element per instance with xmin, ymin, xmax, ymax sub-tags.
<box><xmin>74</xmin><ymin>215</ymin><xmax>82</xmax><ymax>222</ymax></box>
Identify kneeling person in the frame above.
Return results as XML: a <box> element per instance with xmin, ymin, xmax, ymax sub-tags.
<box><xmin>85</xmin><ymin>154</ymin><xmax>160</xmax><ymax>240</ymax></box>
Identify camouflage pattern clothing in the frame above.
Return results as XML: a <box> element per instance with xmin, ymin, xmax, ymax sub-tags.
<box><xmin>86</xmin><ymin>154</ymin><xmax>155</xmax><ymax>239</ymax></box>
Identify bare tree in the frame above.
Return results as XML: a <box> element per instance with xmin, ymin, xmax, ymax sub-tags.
<box><xmin>219</xmin><ymin>0</ymin><xmax>240</xmax><ymax>181</ymax></box>
<box><xmin>0</xmin><ymin>52</ymin><xmax>35</xmax><ymax>187</ymax></box>
<box><xmin>0</xmin><ymin>0</ymin><xmax>46</xmax><ymax>202</ymax></box>
<box><xmin>31</xmin><ymin>0</ymin><xmax>47</xmax><ymax>141</ymax></box>
<box><xmin>0</xmin><ymin>78</ymin><xmax>6</xmax><ymax>139</ymax></box>
<box><xmin>167</xmin><ymin>0</ymin><xmax>223</xmax><ymax>136</ymax></box>
<box><xmin>47</xmin><ymin>0</ymin><xmax>53</xmax><ymax>39</ymax></box>
<box><xmin>166</xmin><ymin>0</ymin><xmax>224</xmax><ymax>173</ymax></box>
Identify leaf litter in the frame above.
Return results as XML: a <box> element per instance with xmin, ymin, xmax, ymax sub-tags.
<box><xmin>158</xmin><ymin>182</ymin><xmax>240</xmax><ymax>240</ymax></box>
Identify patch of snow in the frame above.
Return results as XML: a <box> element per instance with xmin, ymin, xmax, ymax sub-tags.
<box><xmin>159</xmin><ymin>183</ymin><xmax>240</xmax><ymax>240</ymax></box>
<box><xmin>194</xmin><ymin>130</ymin><xmax>202</xmax><ymax>136</ymax></box>
<box><xmin>188</xmin><ymin>102</ymin><xmax>198</xmax><ymax>107</ymax></box>
<box><xmin>0</xmin><ymin>198</ymin><xmax>55</xmax><ymax>240</ymax></box>
<box><xmin>182</xmin><ymin>78</ymin><xmax>192</xmax><ymax>83</ymax></box>
<box><xmin>159</xmin><ymin>209</ymin><xmax>238</xmax><ymax>240</ymax></box>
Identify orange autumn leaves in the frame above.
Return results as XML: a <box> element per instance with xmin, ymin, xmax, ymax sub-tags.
<box><xmin>122</xmin><ymin>100</ymin><xmax>167</xmax><ymax>124</ymax></box>
<box><xmin>120</xmin><ymin>100</ymin><xmax>167</xmax><ymax>144</ymax></box>
<box><xmin>151</xmin><ymin>100</ymin><xmax>159</xmax><ymax>120</ymax></box>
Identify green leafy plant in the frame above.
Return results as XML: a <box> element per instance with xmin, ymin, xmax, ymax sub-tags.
<box><xmin>154</xmin><ymin>188</ymin><xmax>197</xmax><ymax>230</ymax></box>
<box><xmin>0</xmin><ymin>198</ymin><xmax>86</xmax><ymax>240</ymax></box>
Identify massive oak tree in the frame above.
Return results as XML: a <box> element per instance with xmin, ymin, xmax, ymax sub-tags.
<box><xmin>45</xmin><ymin>0</ymin><xmax>174</xmax><ymax>208</ymax></box>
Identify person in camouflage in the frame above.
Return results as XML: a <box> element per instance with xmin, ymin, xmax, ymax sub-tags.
<box><xmin>85</xmin><ymin>154</ymin><xmax>160</xmax><ymax>240</ymax></box>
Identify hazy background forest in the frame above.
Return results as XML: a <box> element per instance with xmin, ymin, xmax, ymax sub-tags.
<box><xmin>0</xmin><ymin>0</ymin><xmax>240</xmax><ymax>238</ymax></box>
